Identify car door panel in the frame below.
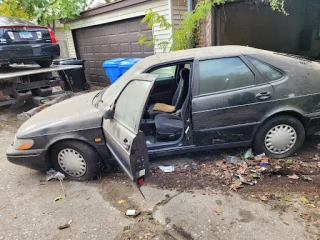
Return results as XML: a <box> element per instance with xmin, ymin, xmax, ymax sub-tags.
<box><xmin>192</xmin><ymin>56</ymin><xmax>275</xmax><ymax>146</ymax></box>
<box><xmin>102</xmin><ymin>74</ymin><xmax>156</xmax><ymax>187</ymax></box>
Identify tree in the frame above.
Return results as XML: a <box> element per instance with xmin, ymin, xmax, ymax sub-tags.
<box><xmin>0</xmin><ymin>0</ymin><xmax>93</xmax><ymax>32</ymax></box>
<box><xmin>139</xmin><ymin>0</ymin><xmax>287</xmax><ymax>52</ymax></box>
<box><xmin>0</xmin><ymin>0</ymin><xmax>29</xmax><ymax>20</ymax></box>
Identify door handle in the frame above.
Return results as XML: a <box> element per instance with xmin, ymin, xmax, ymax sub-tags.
<box><xmin>256</xmin><ymin>92</ymin><xmax>272</xmax><ymax>100</ymax></box>
<box><xmin>123</xmin><ymin>138</ymin><xmax>130</xmax><ymax>150</ymax></box>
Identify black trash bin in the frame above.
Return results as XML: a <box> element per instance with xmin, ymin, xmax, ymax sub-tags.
<box><xmin>53</xmin><ymin>58</ymin><xmax>90</xmax><ymax>92</ymax></box>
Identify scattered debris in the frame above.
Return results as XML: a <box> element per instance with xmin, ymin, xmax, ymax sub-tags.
<box><xmin>260</xmin><ymin>195</ymin><xmax>268</xmax><ymax>201</ymax></box>
<box><xmin>300</xmin><ymin>196</ymin><xmax>310</xmax><ymax>204</ymax></box>
<box><xmin>158</xmin><ymin>166</ymin><xmax>174</xmax><ymax>173</ymax></box>
<box><xmin>143</xmin><ymin>214</ymin><xmax>154</xmax><ymax>220</ymax></box>
<box><xmin>156</xmin><ymin>199</ymin><xmax>170</xmax><ymax>206</ymax></box>
<box><xmin>46</xmin><ymin>169</ymin><xmax>65</xmax><ymax>181</ymax></box>
<box><xmin>287</xmin><ymin>174</ymin><xmax>299</xmax><ymax>180</ymax></box>
<box><xmin>123</xmin><ymin>226</ymin><xmax>130</xmax><ymax>231</ymax></box>
<box><xmin>126</xmin><ymin>209</ymin><xmax>140</xmax><ymax>217</ymax></box>
<box><xmin>226</xmin><ymin>156</ymin><xmax>237</xmax><ymax>164</ymax></box>
<box><xmin>230</xmin><ymin>180</ymin><xmax>242</xmax><ymax>191</ymax></box>
<box><xmin>59</xmin><ymin>220</ymin><xmax>72</xmax><ymax>230</ymax></box>
<box><xmin>301</xmin><ymin>175</ymin><xmax>312</xmax><ymax>181</ymax></box>
<box><xmin>214</xmin><ymin>207</ymin><xmax>223</xmax><ymax>215</ymax></box>
<box><xmin>216</xmin><ymin>200</ymin><xmax>222</xmax><ymax>206</ymax></box>
<box><xmin>13</xmin><ymin>212</ymin><xmax>17</xmax><ymax>219</ymax></box>
<box><xmin>54</xmin><ymin>196</ymin><xmax>62</xmax><ymax>202</ymax></box>
<box><xmin>254</xmin><ymin>153</ymin><xmax>265</xmax><ymax>161</ymax></box>
<box><xmin>244</xmin><ymin>148</ymin><xmax>253</xmax><ymax>159</ymax></box>
<box><xmin>261</xmin><ymin>156</ymin><xmax>269</xmax><ymax>167</ymax></box>
<box><xmin>118</xmin><ymin>200</ymin><xmax>126</xmax><ymax>204</ymax></box>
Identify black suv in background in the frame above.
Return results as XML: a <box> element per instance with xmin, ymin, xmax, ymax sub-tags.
<box><xmin>0</xmin><ymin>16</ymin><xmax>60</xmax><ymax>67</ymax></box>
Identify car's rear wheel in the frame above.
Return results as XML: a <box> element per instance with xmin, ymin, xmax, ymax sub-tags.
<box><xmin>51</xmin><ymin>141</ymin><xmax>103</xmax><ymax>181</ymax></box>
<box><xmin>36</xmin><ymin>60</ymin><xmax>52</xmax><ymax>68</ymax></box>
<box><xmin>253</xmin><ymin>115</ymin><xmax>305</xmax><ymax>158</ymax></box>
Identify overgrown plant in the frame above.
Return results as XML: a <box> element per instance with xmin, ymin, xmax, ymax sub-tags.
<box><xmin>139</xmin><ymin>0</ymin><xmax>287</xmax><ymax>52</ymax></box>
<box><xmin>0</xmin><ymin>0</ymin><xmax>94</xmax><ymax>32</ymax></box>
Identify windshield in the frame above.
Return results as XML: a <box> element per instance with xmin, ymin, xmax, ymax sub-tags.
<box><xmin>95</xmin><ymin>61</ymin><xmax>146</xmax><ymax>110</ymax></box>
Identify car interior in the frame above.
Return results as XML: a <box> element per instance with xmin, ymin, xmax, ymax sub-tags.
<box><xmin>140</xmin><ymin>62</ymin><xmax>192</xmax><ymax>146</ymax></box>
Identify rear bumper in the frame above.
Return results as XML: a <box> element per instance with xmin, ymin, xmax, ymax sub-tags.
<box><xmin>6</xmin><ymin>144</ymin><xmax>47</xmax><ymax>171</ymax></box>
<box><xmin>0</xmin><ymin>43</ymin><xmax>60</xmax><ymax>63</ymax></box>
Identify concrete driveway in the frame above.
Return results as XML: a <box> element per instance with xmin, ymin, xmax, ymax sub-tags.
<box><xmin>0</xmin><ymin>104</ymin><xmax>319</xmax><ymax>240</ymax></box>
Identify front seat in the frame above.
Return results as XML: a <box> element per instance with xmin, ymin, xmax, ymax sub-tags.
<box><xmin>155</xmin><ymin>113</ymin><xmax>183</xmax><ymax>141</ymax></box>
<box><xmin>148</xmin><ymin>68</ymin><xmax>190</xmax><ymax>119</ymax></box>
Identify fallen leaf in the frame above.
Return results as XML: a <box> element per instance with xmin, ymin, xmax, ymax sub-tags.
<box><xmin>275</xmin><ymin>165</ymin><xmax>282</xmax><ymax>170</ymax></box>
<box><xmin>215</xmin><ymin>160</ymin><xmax>225</xmax><ymax>167</ymax></box>
<box><xmin>230</xmin><ymin>180</ymin><xmax>242</xmax><ymax>191</ymax></box>
<box><xmin>216</xmin><ymin>200</ymin><xmax>222</xmax><ymax>206</ymax></box>
<box><xmin>13</xmin><ymin>212</ymin><xmax>17</xmax><ymax>219</ymax></box>
<box><xmin>300</xmin><ymin>196</ymin><xmax>309</xmax><ymax>204</ymax></box>
<box><xmin>260</xmin><ymin>195</ymin><xmax>268</xmax><ymax>201</ymax></box>
<box><xmin>237</xmin><ymin>167</ymin><xmax>246</xmax><ymax>174</ymax></box>
<box><xmin>312</xmin><ymin>154</ymin><xmax>319</xmax><ymax>160</ymax></box>
<box><xmin>59</xmin><ymin>220</ymin><xmax>72</xmax><ymax>230</ymax></box>
<box><xmin>316</xmin><ymin>201</ymin><xmax>320</xmax><ymax>207</ymax></box>
<box><xmin>287</xmin><ymin>174</ymin><xmax>299</xmax><ymax>180</ymax></box>
<box><xmin>306</xmin><ymin>204</ymin><xmax>316</xmax><ymax>208</ymax></box>
<box><xmin>118</xmin><ymin>200</ymin><xmax>126</xmax><ymax>204</ymax></box>
<box><xmin>214</xmin><ymin>207</ymin><xmax>223</xmax><ymax>215</ymax></box>
<box><xmin>230</xmin><ymin>220</ymin><xmax>237</xmax><ymax>224</ymax></box>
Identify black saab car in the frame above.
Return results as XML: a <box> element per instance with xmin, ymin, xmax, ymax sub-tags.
<box><xmin>0</xmin><ymin>16</ymin><xmax>60</xmax><ymax>67</ymax></box>
<box><xmin>7</xmin><ymin>46</ymin><xmax>320</xmax><ymax>186</ymax></box>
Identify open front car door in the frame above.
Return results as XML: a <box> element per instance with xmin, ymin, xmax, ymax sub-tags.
<box><xmin>102</xmin><ymin>74</ymin><xmax>156</xmax><ymax>187</ymax></box>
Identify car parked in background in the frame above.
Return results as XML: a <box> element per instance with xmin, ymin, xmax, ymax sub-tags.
<box><xmin>7</xmin><ymin>46</ymin><xmax>320</xmax><ymax>186</ymax></box>
<box><xmin>0</xmin><ymin>16</ymin><xmax>60</xmax><ymax>67</ymax></box>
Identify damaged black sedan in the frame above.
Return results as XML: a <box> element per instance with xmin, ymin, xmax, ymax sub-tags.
<box><xmin>7</xmin><ymin>46</ymin><xmax>320</xmax><ymax>186</ymax></box>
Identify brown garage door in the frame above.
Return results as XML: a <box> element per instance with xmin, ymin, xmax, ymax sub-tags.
<box><xmin>73</xmin><ymin>17</ymin><xmax>153</xmax><ymax>86</ymax></box>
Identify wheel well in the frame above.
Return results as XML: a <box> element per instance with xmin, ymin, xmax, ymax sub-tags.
<box><xmin>45</xmin><ymin>139</ymin><xmax>105</xmax><ymax>170</ymax></box>
<box><xmin>252</xmin><ymin>111</ymin><xmax>307</xmax><ymax>141</ymax></box>
<box><xmin>265</xmin><ymin>111</ymin><xmax>307</xmax><ymax>128</ymax></box>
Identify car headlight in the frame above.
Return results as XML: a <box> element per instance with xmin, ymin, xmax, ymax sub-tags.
<box><xmin>13</xmin><ymin>137</ymin><xmax>34</xmax><ymax>150</ymax></box>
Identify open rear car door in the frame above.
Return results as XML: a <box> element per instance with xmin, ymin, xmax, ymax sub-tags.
<box><xmin>102</xmin><ymin>74</ymin><xmax>156</xmax><ymax>187</ymax></box>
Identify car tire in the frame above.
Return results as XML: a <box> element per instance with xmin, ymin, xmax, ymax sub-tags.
<box><xmin>253</xmin><ymin>115</ymin><xmax>305</xmax><ymax>158</ymax></box>
<box><xmin>37</xmin><ymin>60</ymin><xmax>52</xmax><ymax>68</ymax></box>
<box><xmin>51</xmin><ymin>140</ymin><xmax>103</xmax><ymax>181</ymax></box>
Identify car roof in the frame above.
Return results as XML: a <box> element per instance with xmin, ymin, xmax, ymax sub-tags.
<box><xmin>138</xmin><ymin>45</ymin><xmax>271</xmax><ymax>68</ymax></box>
<box><xmin>0</xmin><ymin>16</ymin><xmax>37</xmax><ymax>26</ymax></box>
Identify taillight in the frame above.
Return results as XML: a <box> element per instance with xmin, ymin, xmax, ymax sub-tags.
<box><xmin>48</xmin><ymin>28</ymin><xmax>57</xmax><ymax>43</ymax></box>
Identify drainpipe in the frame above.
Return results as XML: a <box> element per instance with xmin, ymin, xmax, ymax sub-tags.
<box><xmin>188</xmin><ymin>0</ymin><xmax>193</xmax><ymax>48</ymax></box>
<box><xmin>188</xmin><ymin>0</ymin><xmax>193</xmax><ymax>12</ymax></box>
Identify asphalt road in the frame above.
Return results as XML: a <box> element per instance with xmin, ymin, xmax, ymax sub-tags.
<box><xmin>0</xmin><ymin>104</ymin><xmax>319</xmax><ymax>239</ymax></box>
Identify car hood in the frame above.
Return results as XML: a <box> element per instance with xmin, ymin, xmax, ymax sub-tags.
<box><xmin>17</xmin><ymin>91</ymin><xmax>102</xmax><ymax>138</ymax></box>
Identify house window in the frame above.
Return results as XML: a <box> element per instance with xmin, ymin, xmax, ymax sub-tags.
<box><xmin>247</xmin><ymin>56</ymin><xmax>283</xmax><ymax>81</ymax></box>
<box><xmin>199</xmin><ymin>57</ymin><xmax>255</xmax><ymax>95</ymax></box>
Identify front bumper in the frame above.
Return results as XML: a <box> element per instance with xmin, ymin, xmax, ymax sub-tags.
<box><xmin>6</xmin><ymin>144</ymin><xmax>47</xmax><ymax>171</ymax></box>
<box><xmin>0</xmin><ymin>43</ymin><xmax>60</xmax><ymax>63</ymax></box>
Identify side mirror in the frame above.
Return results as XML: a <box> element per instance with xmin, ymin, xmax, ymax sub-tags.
<box><xmin>103</xmin><ymin>106</ymin><xmax>114</xmax><ymax>119</ymax></box>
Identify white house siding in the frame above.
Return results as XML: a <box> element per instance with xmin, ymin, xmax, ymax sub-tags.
<box><xmin>64</xmin><ymin>0</ymin><xmax>172</xmax><ymax>58</ymax></box>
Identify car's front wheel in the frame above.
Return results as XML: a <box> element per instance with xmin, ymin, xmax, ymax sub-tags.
<box><xmin>50</xmin><ymin>141</ymin><xmax>103</xmax><ymax>181</ymax></box>
<box><xmin>253</xmin><ymin>115</ymin><xmax>305</xmax><ymax>158</ymax></box>
<box><xmin>36</xmin><ymin>60</ymin><xmax>52</xmax><ymax>68</ymax></box>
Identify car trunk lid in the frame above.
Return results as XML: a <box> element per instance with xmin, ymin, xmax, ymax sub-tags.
<box><xmin>0</xmin><ymin>26</ymin><xmax>53</xmax><ymax>45</ymax></box>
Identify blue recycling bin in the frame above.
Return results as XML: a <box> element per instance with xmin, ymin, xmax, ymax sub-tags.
<box><xmin>119</xmin><ymin>58</ymin><xmax>142</xmax><ymax>75</ymax></box>
<box><xmin>102</xmin><ymin>58</ymin><xmax>127</xmax><ymax>84</ymax></box>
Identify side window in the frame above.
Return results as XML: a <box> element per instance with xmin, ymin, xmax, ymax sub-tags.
<box><xmin>114</xmin><ymin>80</ymin><xmax>150</xmax><ymax>131</ymax></box>
<box><xmin>150</xmin><ymin>66</ymin><xmax>176</xmax><ymax>80</ymax></box>
<box><xmin>247</xmin><ymin>56</ymin><xmax>283</xmax><ymax>81</ymax></box>
<box><xmin>199</xmin><ymin>57</ymin><xmax>255</xmax><ymax>95</ymax></box>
